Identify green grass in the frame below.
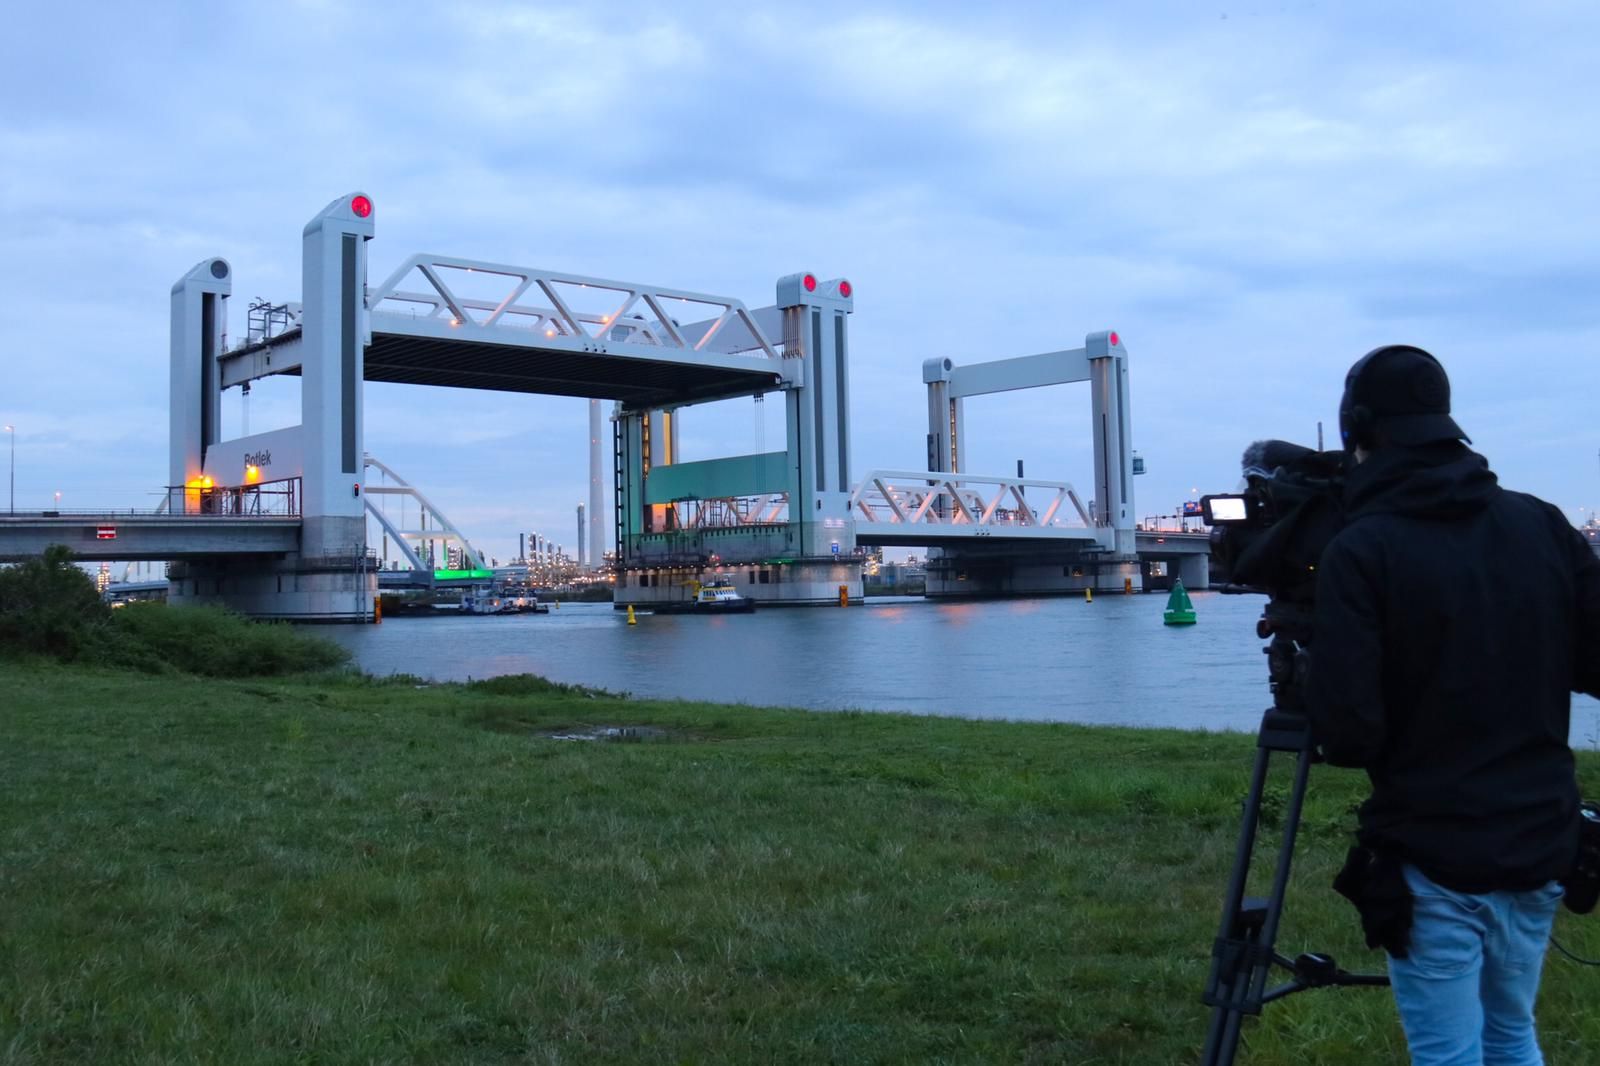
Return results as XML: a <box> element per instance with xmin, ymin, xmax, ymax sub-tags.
<box><xmin>3</xmin><ymin>662</ymin><xmax>1599</xmax><ymax>1064</ymax></box>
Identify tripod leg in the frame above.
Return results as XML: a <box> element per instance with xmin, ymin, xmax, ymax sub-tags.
<box><xmin>1242</xmin><ymin>743</ymin><xmax>1315</xmax><ymax>1009</ymax></box>
<box><xmin>1200</xmin><ymin>714</ymin><xmax>1317</xmax><ymax>1065</ymax></box>
<box><xmin>1201</xmin><ymin>1006</ymin><xmax>1244</xmax><ymax>1066</ymax></box>
<box><xmin>1200</xmin><ymin>743</ymin><xmax>1275</xmax><ymax>1066</ymax></box>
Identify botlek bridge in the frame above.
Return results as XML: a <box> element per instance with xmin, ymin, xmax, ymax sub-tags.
<box><xmin>0</xmin><ymin>193</ymin><xmax>1208</xmax><ymax>620</ymax></box>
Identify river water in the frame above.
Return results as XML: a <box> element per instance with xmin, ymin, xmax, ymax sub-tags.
<box><xmin>315</xmin><ymin>592</ymin><xmax>1600</xmax><ymax>745</ymax></box>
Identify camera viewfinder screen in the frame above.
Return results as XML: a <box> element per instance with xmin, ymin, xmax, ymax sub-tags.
<box><xmin>1207</xmin><ymin>496</ymin><xmax>1248</xmax><ymax>523</ymax></box>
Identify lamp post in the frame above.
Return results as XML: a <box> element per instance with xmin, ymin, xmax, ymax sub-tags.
<box><xmin>53</xmin><ymin>490</ymin><xmax>61</xmax><ymax>512</ymax></box>
<box><xmin>4</xmin><ymin>424</ymin><xmax>12</xmax><ymax>514</ymax></box>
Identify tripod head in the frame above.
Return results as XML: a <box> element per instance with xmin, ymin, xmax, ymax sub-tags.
<box><xmin>1256</xmin><ymin>600</ymin><xmax>1314</xmax><ymax>722</ymax></box>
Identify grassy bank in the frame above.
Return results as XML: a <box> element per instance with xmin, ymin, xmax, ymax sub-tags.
<box><xmin>4</xmin><ymin>661</ymin><xmax>1599</xmax><ymax>1064</ymax></box>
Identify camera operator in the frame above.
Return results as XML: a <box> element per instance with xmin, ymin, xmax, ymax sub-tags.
<box><xmin>1305</xmin><ymin>345</ymin><xmax>1600</xmax><ymax>1065</ymax></box>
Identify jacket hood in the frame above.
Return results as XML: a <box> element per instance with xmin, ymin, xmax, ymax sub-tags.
<box><xmin>1343</xmin><ymin>441</ymin><xmax>1500</xmax><ymax>521</ymax></box>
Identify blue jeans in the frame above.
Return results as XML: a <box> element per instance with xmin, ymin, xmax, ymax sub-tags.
<box><xmin>1386</xmin><ymin>864</ymin><xmax>1564</xmax><ymax>1065</ymax></box>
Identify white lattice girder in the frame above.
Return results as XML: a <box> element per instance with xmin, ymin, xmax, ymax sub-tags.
<box><xmin>369</xmin><ymin>254</ymin><xmax>782</xmax><ymax>359</ymax></box>
<box><xmin>849</xmin><ymin>470</ymin><xmax>1093</xmax><ymax>530</ymax></box>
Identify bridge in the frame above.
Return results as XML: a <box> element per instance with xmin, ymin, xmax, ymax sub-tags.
<box><xmin>3</xmin><ymin>192</ymin><xmax>1207</xmax><ymax>619</ymax></box>
<box><xmin>0</xmin><ymin>509</ymin><xmax>299</xmax><ymax>562</ymax></box>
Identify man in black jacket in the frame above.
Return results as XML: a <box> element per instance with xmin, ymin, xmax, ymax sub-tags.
<box><xmin>1307</xmin><ymin>345</ymin><xmax>1600</xmax><ymax>1065</ymax></box>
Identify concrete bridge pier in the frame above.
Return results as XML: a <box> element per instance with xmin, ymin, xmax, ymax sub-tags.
<box><xmin>1137</xmin><ymin>542</ymin><xmax>1212</xmax><ymax>591</ymax></box>
<box><xmin>1175</xmin><ymin>552</ymin><xmax>1210</xmax><ymax>590</ymax></box>
<box><xmin>166</xmin><ymin>555</ymin><xmax>376</xmax><ymax>622</ymax></box>
<box><xmin>924</xmin><ymin>546</ymin><xmax>1143</xmax><ymax>599</ymax></box>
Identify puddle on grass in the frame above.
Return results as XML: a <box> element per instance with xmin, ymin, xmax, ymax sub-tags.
<box><xmin>542</xmin><ymin>725</ymin><xmax>672</xmax><ymax>743</ymax></box>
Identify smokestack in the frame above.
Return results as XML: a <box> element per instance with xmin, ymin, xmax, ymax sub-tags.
<box><xmin>577</xmin><ymin>504</ymin><xmax>586</xmax><ymax>566</ymax></box>
<box><xmin>589</xmin><ymin>400</ymin><xmax>604</xmax><ymax>570</ymax></box>
<box><xmin>519</xmin><ymin>532</ymin><xmax>525</xmax><ymax>562</ymax></box>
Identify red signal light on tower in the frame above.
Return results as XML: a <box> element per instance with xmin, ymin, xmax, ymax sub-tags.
<box><xmin>350</xmin><ymin>195</ymin><xmax>373</xmax><ymax>218</ymax></box>
<box><xmin>1109</xmin><ymin>331</ymin><xmax>1120</xmax><ymax>347</ymax></box>
<box><xmin>803</xmin><ymin>274</ymin><xmax>817</xmax><ymax>293</ymax></box>
<box><xmin>839</xmin><ymin>280</ymin><xmax>853</xmax><ymax>298</ymax></box>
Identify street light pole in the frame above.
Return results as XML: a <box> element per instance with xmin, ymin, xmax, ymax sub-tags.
<box><xmin>4</xmin><ymin>425</ymin><xmax>12</xmax><ymax>514</ymax></box>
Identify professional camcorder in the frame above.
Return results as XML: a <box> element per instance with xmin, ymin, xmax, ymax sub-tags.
<box><xmin>1199</xmin><ymin>440</ymin><xmax>1347</xmax><ymax>610</ymax></box>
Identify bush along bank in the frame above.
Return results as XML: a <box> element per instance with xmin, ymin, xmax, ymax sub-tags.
<box><xmin>0</xmin><ymin>546</ymin><xmax>348</xmax><ymax>676</ymax></box>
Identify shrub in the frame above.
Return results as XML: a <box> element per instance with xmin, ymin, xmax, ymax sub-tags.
<box><xmin>0</xmin><ymin>545</ymin><xmax>109</xmax><ymax>660</ymax></box>
<box><xmin>465</xmin><ymin>673</ymin><xmax>608</xmax><ymax>697</ymax></box>
<box><xmin>104</xmin><ymin>602</ymin><xmax>350</xmax><ymax>677</ymax></box>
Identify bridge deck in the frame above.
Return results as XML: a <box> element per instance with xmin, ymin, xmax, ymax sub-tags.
<box><xmin>852</xmin><ymin>525</ymin><xmax>1207</xmax><ymax>551</ymax></box>
<box><xmin>0</xmin><ymin>514</ymin><xmax>300</xmax><ymax>562</ymax></box>
<box><xmin>222</xmin><ymin>317</ymin><xmax>791</xmax><ymax>408</ymax></box>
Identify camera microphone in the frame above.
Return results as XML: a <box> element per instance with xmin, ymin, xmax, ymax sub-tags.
<box><xmin>1242</xmin><ymin>440</ymin><xmax>1317</xmax><ymax>479</ymax></box>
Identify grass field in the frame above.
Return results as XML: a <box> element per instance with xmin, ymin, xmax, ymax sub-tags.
<box><xmin>4</xmin><ymin>659</ymin><xmax>1599</xmax><ymax>1064</ymax></box>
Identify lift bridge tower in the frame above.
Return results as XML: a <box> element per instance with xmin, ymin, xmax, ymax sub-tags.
<box><xmin>613</xmin><ymin>273</ymin><xmax>862</xmax><ymax>606</ymax></box>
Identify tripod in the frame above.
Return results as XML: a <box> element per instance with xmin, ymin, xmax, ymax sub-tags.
<box><xmin>1199</xmin><ymin>609</ymin><xmax>1388</xmax><ymax>1066</ymax></box>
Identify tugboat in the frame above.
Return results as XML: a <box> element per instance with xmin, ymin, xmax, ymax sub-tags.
<box><xmin>649</xmin><ymin>579</ymin><xmax>756</xmax><ymax>615</ymax></box>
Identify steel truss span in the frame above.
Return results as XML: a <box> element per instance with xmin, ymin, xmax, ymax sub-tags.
<box><xmin>219</xmin><ymin>254</ymin><xmax>794</xmax><ymax>408</ymax></box>
<box><xmin>849</xmin><ymin>469</ymin><xmax>1096</xmax><ymax>547</ymax></box>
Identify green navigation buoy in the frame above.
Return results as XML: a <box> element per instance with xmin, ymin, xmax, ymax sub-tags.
<box><xmin>1163</xmin><ymin>578</ymin><xmax>1197</xmax><ymax>626</ymax></box>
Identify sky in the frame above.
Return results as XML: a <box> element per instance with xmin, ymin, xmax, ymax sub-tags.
<box><xmin>4</xmin><ymin>1</ymin><xmax>1599</xmax><ymax>565</ymax></box>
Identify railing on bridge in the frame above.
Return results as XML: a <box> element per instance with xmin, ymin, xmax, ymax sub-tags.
<box><xmin>848</xmin><ymin>470</ymin><xmax>1094</xmax><ymax>532</ymax></box>
<box><xmin>163</xmin><ymin>480</ymin><xmax>300</xmax><ymax>517</ymax></box>
<box><xmin>0</xmin><ymin>482</ymin><xmax>300</xmax><ymax>522</ymax></box>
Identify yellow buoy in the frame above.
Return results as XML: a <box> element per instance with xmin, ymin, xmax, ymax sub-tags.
<box><xmin>1085</xmin><ymin>587</ymin><xmax>1093</xmax><ymax>603</ymax></box>
<box><xmin>626</xmin><ymin>604</ymin><xmax>637</xmax><ymax>625</ymax></box>
<box><xmin>1124</xmin><ymin>577</ymin><xmax>1133</xmax><ymax>595</ymax></box>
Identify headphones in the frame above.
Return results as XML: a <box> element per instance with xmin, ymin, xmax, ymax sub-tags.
<box><xmin>1338</xmin><ymin>344</ymin><xmax>1445</xmax><ymax>450</ymax></box>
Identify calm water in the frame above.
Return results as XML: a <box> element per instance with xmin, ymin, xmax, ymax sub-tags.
<box><xmin>315</xmin><ymin>592</ymin><xmax>1600</xmax><ymax>744</ymax></box>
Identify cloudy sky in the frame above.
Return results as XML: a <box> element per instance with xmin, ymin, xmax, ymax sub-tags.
<box><xmin>4</xmin><ymin>1</ymin><xmax>1598</xmax><ymax>564</ymax></box>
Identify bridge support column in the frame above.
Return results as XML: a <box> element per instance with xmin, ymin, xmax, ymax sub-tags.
<box><xmin>778</xmin><ymin>273</ymin><xmax>856</xmax><ymax>564</ymax></box>
<box><xmin>170</xmin><ymin>258</ymin><xmax>230</xmax><ymax>500</ymax></box>
<box><xmin>300</xmin><ymin>193</ymin><xmax>374</xmax><ymax>571</ymax></box>
<box><xmin>1088</xmin><ymin>330</ymin><xmax>1135</xmax><ymax>556</ymax></box>
<box><xmin>1176</xmin><ymin>552</ymin><xmax>1210</xmax><ymax>590</ymax></box>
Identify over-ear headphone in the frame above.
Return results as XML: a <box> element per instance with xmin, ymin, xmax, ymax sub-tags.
<box><xmin>1338</xmin><ymin>345</ymin><xmax>1445</xmax><ymax>450</ymax></box>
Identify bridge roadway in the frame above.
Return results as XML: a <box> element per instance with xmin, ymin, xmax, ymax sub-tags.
<box><xmin>1</xmin><ymin>511</ymin><xmax>1206</xmax><ymax>568</ymax></box>
<box><xmin>852</xmin><ymin>524</ymin><xmax>1208</xmax><ymax>554</ymax></box>
<box><xmin>0</xmin><ymin>511</ymin><xmax>300</xmax><ymax>563</ymax></box>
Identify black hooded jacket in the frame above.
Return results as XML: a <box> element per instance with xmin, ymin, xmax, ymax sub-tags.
<box><xmin>1306</xmin><ymin>442</ymin><xmax>1600</xmax><ymax>892</ymax></box>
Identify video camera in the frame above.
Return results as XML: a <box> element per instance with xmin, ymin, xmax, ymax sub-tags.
<box><xmin>1199</xmin><ymin>440</ymin><xmax>1347</xmax><ymax>616</ymax></box>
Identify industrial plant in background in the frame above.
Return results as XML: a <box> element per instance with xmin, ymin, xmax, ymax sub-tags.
<box><xmin>516</xmin><ymin>530</ymin><xmax>609</xmax><ymax>593</ymax></box>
